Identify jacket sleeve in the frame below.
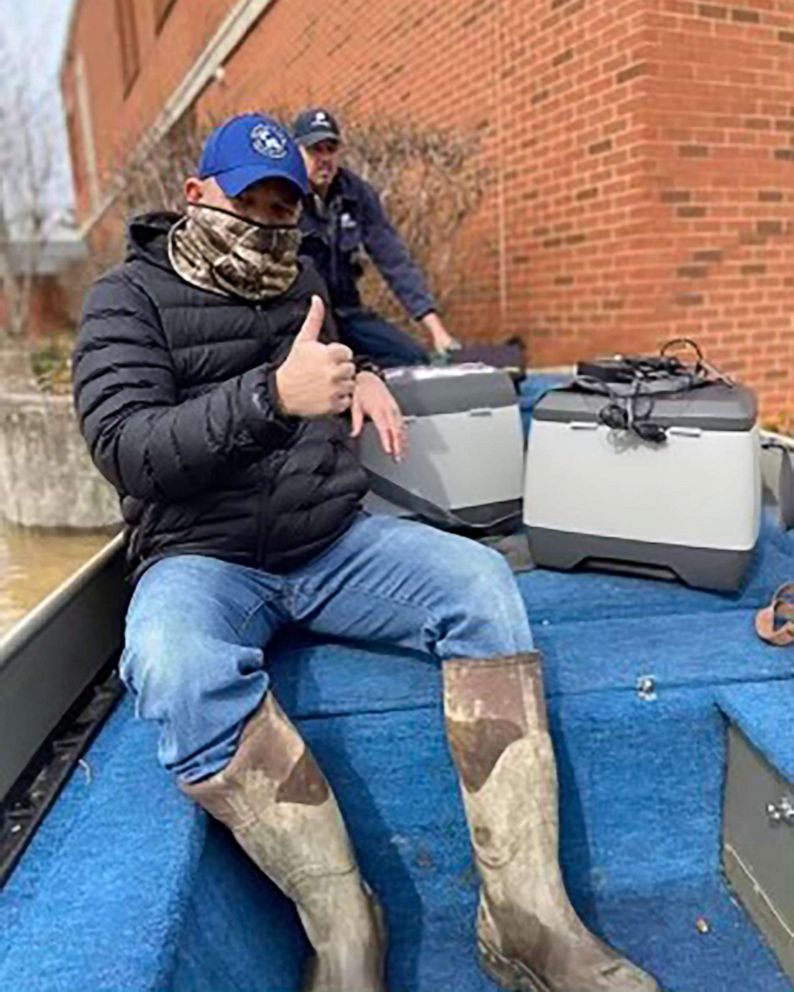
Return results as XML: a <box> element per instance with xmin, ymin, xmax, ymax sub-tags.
<box><xmin>72</xmin><ymin>271</ymin><xmax>299</xmax><ymax>502</ymax></box>
<box><xmin>359</xmin><ymin>180</ymin><xmax>437</xmax><ymax>321</ymax></box>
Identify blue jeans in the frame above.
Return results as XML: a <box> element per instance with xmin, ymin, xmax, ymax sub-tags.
<box><xmin>121</xmin><ymin>513</ymin><xmax>533</xmax><ymax>784</ymax></box>
<box><xmin>337</xmin><ymin>309</ymin><xmax>428</xmax><ymax>368</ymax></box>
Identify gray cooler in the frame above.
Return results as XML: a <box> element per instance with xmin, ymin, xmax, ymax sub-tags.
<box><xmin>359</xmin><ymin>364</ymin><xmax>525</xmax><ymax>533</ymax></box>
<box><xmin>524</xmin><ymin>381</ymin><xmax>761</xmax><ymax>590</ymax></box>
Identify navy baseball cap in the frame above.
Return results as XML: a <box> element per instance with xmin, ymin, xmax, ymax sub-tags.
<box><xmin>292</xmin><ymin>107</ymin><xmax>342</xmax><ymax>147</ymax></box>
<box><xmin>198</xmin><ymin>113</ymin><xmax>309</xmax><ymax>197</ymax></box>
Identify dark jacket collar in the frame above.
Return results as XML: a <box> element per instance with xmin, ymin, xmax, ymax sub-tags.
<box><xmin>304</xmin><ymin>168</ymin><xmax>358</xmax><ymax>217</ymax></box>
<box><xmin>126</xmin><ymin>211</ymin><xmax>181</xmax><ymax>271</ymax></box>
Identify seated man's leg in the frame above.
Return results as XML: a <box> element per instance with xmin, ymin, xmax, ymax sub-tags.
<box><xmin>287</xmin><ymin>512</ymin><xmax>531</xmax><ymax>659</ymax></box>
<box><xmin>287</xmin><ymin>515</ymin><xmax>659</xmax><ymax>992</ymax></box>
<box><xmin>337</xmin><ymin>308</ymin><xmax>429</xmax><ymax>368</ymax></box>
<box><xmin>121</xmin><ymin>555</ymin><xmax>281</xmax><ymax>783</ymax></box>
<box><xmin>123</xmin><ymin>555</ymin><xmax>385</xmax><ymax>991</ymax></box>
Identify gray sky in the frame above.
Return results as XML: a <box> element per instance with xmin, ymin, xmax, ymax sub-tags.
<box><xmin>0</xmin><ymin>0</ymin><xmax>76</xmax><ymax>219</ymax></box>
<box><xmin>1</xmin><ymin>0</ymin><xmax>75</xmax><ymax>93</ymax></box>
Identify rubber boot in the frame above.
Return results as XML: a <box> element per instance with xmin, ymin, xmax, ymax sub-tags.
<box><xmin>182</xmin><ymin>692</ymin><xmax>387</xmax><ymax>992</ymax></box>
<box><xmin>443</xmin><ymin>653</ymin><xmax>660</xmax><ymax>992</ymax></box>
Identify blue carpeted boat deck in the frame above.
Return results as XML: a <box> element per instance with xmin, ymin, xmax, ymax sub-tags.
<box><xmin>2</xmin><ymin>382</ymin><xmax>793</xmax><ymax>991</ymax></box>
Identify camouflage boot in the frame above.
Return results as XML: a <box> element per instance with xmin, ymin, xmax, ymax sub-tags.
<box><xmin>443</xmin><ymin>653</ymin><xmax>659</xmax><ymax>992</ymax></box>
<box><xmin>182</xmin><ymin>692</ymin><xmax>387</xmax><ymax>992</ymax></box>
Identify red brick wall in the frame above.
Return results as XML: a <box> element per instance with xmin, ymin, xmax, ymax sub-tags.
<box><xmin>511</xmin><ymin>0</ymin><xmax>794</xmax><ymax>416</ymax></box>
<box><xmin>639</xmin><ymin>0</ymin><xmax>794</xmax><ymax>417</ymax></box>
<box><xmin>63</xmin><ymin>0</ymin><xmax>794</xmax><ymax>417</ymax></box>
<box><xmin>62</xmin><ymin>0</ymin><xmax>238</xmax><ymax>219</ymax></box>
<box><xmin>495</xmin><ymin>0</ymin><xmax>656</xmax><ymax>364</ymax></box>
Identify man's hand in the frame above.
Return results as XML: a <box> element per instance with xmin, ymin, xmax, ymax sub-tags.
<box><xmin>351</xmin><ymin>371</ymin><xmax>407</xmax><ymax>461</ymax></box>
<box><xmin>275</xmin><ymin>296</ymin><xmax>356</xmax><ymax>417</ymax></box>
<box><xmin>421</xmin><ymin>312</ymin><xmax>460</xmax><ymax>354</ymax></box>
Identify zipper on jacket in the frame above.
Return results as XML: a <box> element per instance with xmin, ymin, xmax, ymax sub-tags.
<box><xmin>252</xmin><ymin>300</ymin><xmax>272</xmax><ymax>567</ymax></box>
<box><xmin>254</xmin><ymin>461</ymin><xmax>265</xmax><ymax>567</ymax></box>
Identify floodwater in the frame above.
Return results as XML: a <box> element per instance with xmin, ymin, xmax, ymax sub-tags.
<box><xmin>0</xmin><ymin>520</ymin><xmax>113</xmax><ymax>641</ymax></box>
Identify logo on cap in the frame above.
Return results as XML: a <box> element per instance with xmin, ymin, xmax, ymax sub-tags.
<box><xmin>312</xmin><ymin>111</ymin><xmax>330</xmax><ymax>127</ymax></box>
<box><xmin>250</xmin><ymin>123</ymin><xmax>289</xmax><ymax>159</ymax></box>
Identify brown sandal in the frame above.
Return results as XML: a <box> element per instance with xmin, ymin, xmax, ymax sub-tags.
<box><xmin>755</xmin><ymin>582</ymin><xmax>794</xmax><ymax>646</ymax></box>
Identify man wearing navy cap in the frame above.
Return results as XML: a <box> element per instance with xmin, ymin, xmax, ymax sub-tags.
<box><xmin>73</xmin><ymin>113</ymin><xmax>658</xmax><ymax>992</ymax></box>
<box><xmin>293</xmin><ymin>106</ymin><xmax>461</xmax><ymax>367</ymax></box>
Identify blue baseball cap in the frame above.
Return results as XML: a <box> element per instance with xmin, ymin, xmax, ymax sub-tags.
<box><xmin>198</xmin><ymin>113</ymin><xmax>309</xmax><ymax>197</ymax></box>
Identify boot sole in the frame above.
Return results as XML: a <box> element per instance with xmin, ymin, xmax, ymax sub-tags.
<box><xmin>478</xmin><ymin>939</ymin><xmax>553</xmax><ymax>992</ymax></box>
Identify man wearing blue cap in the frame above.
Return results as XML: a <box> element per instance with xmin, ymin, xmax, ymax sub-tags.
<box><xmin>293</xmin><ymin>106</ymin><xmax>461</xmax><ymax>367</ymax></box>
<box><xmin>72</xmin><ymin>114</ymin><xmax>658</xmax><ymax>992</ymax></box>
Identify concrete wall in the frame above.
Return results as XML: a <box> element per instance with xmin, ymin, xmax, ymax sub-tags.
<box><xmin>0</xmin><ymin>382</ymin><xmax>120</xmax><ymax>530</ymax></box>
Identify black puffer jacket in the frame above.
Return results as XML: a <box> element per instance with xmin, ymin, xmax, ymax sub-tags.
<box><xmin>73</xmin><ymin>211</ymin><xmax>369</xmax><ymax>579</ymax></box>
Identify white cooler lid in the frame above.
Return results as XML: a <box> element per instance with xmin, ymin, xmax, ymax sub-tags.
<box><xmin>533</xmin><ymin>381</ymin><xmax>757</xmax><ymax>432</ymax></box>
<box><xmin>383</xmin><ymin>364</ymin><xmax>517</xmax><ymax>416</ymax></box>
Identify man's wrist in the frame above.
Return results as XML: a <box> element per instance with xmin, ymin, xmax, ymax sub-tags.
<box><xmin>268</xmin><ymin>367</ymin><xmax>299</xmax><ymax>420</ymax></box>
<box><xmin>240</xmin><ymin>366</ymin><xmax>300</xmax><ymax>444</ymax></box>
<box><xmin>355</xmin><ymin>359</ymin><xmax>384</xmax><ymax>380</ymax></box>
<box><xmin>271</xmin><ymin>367</ymin><xmax>287</xmax><ymax>414</ymax></box>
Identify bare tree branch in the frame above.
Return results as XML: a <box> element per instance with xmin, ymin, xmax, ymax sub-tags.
<box><xmin>0</xmin><ymin>26</ymin><xmax>68</xmax><ymax>339</ymax></box>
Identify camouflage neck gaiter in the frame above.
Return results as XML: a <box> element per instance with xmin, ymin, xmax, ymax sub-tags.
<box><xmin>168</xmin><ymin>204</ymin><xmax>301</xmax><ymax>300</ymax></box>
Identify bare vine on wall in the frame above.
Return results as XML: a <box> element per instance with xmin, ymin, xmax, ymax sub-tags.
<box><xmin>338</xmin><ymin>116</ymin><xmax>488</xmax><ymax>326</ymax></box>
<box><xmin>109</xmin><ymin>107</ymin><xmax>488</xmax><ymax>329</ymax></box>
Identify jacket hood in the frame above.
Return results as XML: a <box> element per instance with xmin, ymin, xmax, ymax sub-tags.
<box><xmin>125</xmin><ymin>211</ymin><xmax>182</xmax><ymax>270</ymax></box>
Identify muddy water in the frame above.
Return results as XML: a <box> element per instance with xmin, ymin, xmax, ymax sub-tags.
<box><xmin>0</xmin><ymin>520</ymin><xmax>115</xmax><ymax>641</ymax></box>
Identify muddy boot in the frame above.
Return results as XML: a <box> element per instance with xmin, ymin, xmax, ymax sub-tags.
<box><xmin>443</xmin><ymin>653</ymin><xmax>659</xmax><ymax>992</ymax></box>
<box><xmin>182</xmin><ymin>692</ymin><xmax>387</xmax><ymax>992</ymax></box>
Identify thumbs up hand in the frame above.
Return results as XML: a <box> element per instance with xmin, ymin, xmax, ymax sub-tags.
<box><xmin>274</xmin><ymin>296</ymin><xmax>356</xmax><ymax>417</ymax></box>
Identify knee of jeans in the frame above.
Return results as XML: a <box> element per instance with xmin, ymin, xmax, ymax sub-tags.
<box><xmin>447</xmin><ymin>540</ymin><xmax>511</xmax><ymax>592</ymax></box>
<box><xmin>121</xmin><ymin>623</ymin><xmax>178</xmax><ymax>700</ymax></box>
<box><xmin>121</xmin><ymin>622</ymin><xmax>233</xmax><ymax>712</ymax></box>
<box><xmin>467</xmin><ymin>546</ymin><xmax>523</xmax><ymax>611</ymax></box>
<box><xmin>439</xmin><ymin>544</ymin><xmax>532</xmax><ymax>656</ymax></box>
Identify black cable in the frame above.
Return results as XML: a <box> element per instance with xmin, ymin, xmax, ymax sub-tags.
<box><xmin>576</xmin><ymin>339</ymin><xmax>732</xmax><ymax>446</ymax></box>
